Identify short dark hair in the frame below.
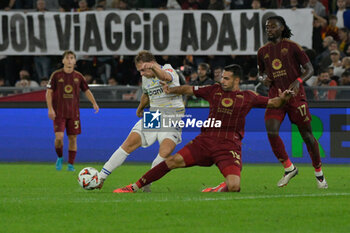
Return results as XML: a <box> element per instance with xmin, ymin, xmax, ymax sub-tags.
<box><xmin>267</xmin><ymin>15</ymin><xmax>293</xmax><ymax>39</ymax></box>
<box><xmin>224</xmin><ymin>64</ymin><xmax>243</xmax><ymax>78</ymax></box>
<box><xmin>329</xmin><ymin>15</ymin><xmax>338</xmax><ymax>21</ymax></box>
<box><xmin>339</xmin><ymin>27</ymin><xmax>348</xmax><ymax>33</ymax></box>
<box><xmin>198</xmin><ymin>63</ymin><xmax>210</xmax><ymax>71</ymax></box>
<box><xmin>319</xmin><ymin>68</ymin><xmax>329</xmax><ymax>75</ymax></box>
<box><xmin>134</xmin><ymin>50</ymin><xmax>156</xmax><ymax>64</ymax></box>
<box><xmin>342</xmin><ymin>71</ymin><xmax>350</xmax><ymax>77</ymax></box>
<box><xmin>62</xmin><ymin>50</ymin><xmax>76</xmax><ymax>59</ymax></box>
<box><xmin>249</xmin><ymin>68</ymin><xmax>258</xmax><ymax>77</ymax></box>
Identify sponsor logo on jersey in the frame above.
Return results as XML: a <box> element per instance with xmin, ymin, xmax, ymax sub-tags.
<box><xmin>272</xmin><ymin>59</ymin><xmax>282</xmax><ymax>70</ymax></box>
<box><xmin>221</xmin><ymin>98</ymin><xmax>234</xmax><ymax>107</ymax></box>
<box><xmin>148</xmin><ymin>87</ymin><xmax>163</xmax><ymax>96</ymax></box>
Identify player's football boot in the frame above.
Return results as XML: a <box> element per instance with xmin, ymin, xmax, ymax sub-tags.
<box><xmin>316</xmin><ymin>176</ymin><xmax>328</xmax><ymax>189</ymax></box>
<box><xmin>113</xmin><ymin>184</ymin><xmax>135</xmax><ymax>193</ymax></box>
<box><xmin>202</xmin><ymin>182</ymin><xmax>226</xmax><ymax>192</ymax></box>
<box><xmin>277</xmin><ymin>167</ymin><xmax>298</xmax><ymax>187</ymax></box>
<box><xmin>95</xmin><ymin>178</ymin><xmax>105</xmax><ymax>190</ymax></box>
<box><xmin>67</xmin><ymin>163</ymin><xmax>75</xmax><ymax>172</ymax></box>
<box><xmin>55</xmin><ymin>157</ymin><xmax>63</xmax><ymax>171</ymax></box>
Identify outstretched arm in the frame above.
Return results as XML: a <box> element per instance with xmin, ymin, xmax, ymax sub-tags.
<box><xmin>161</xmin><ymin>81</ymin><xmax>194</xmax><ymax>96</ymax></box>
<box><xmin>142</xmin><ymin>62</ymin><xmax>172</xmax><ymax>82</ymax></box>
<box><xmin>267</xmin><ymin>89</ymin><xmax>294</xmax><ymax>108</ymax></box>
<box><xmin>46</xmin><ymin>89</ymin><xmax>56</xmax><ymax>120</ymax></box>
<box><xmin>136</xmin><ymin>93</ymin><xmax>150</xmax><ymax>117</ymax></box>
<box><xmin>84</xmin><ymin>89</ymin><xmax>99</xmax><ymax>113</ymax></box>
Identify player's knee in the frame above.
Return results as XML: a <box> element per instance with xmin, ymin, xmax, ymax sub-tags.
<box><xmin>267</xmin><ymin>131</ymin><xmax>279</xmax><ymax>137</ymax></box>
<box><xmin>158</xmin><ymin>148</ymin><xmax>172</xmax><ymax>159</ymax></box>
<box><xmin>122</xmin><ymin>134</ymin><xmax>142</xmax><ymax>153</ymax></box>
<box><xmin>55</xmin><ymin>137</ymin><xmax>63</xmax><ymax>145</ymax></box>
<box><xmin>301</xmin><ymin>133</ymin><xmax>314</xmax><ymax>144</ymax></box>
<box><xmin>159</xmin><ymin>139</ymin><xmax>176</xmax><ymax>158</ymax></box>
<box><xmin>165</xmin><ymin>155</ymin><xmax>184</xmax><ymax>169</ymax></box>
<box><xmin>68</xmin><ymin>135</ymin><xmax>77</xmax><ymax>142</ymax></box>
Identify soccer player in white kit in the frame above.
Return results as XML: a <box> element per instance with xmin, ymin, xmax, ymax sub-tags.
<box><xmin>97</xmin><ymin>50</ymin><xmax>184</xmax><ymax>191</ymax></box>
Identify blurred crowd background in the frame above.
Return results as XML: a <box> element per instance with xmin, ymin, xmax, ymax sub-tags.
<box><xmin>0</xmin><ymin>0</ymin><xmax>349</xmax><ymax>101</ymax></box>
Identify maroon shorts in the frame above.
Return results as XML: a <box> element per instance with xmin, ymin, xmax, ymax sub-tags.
<box><xmin>53</xmin><ymin>118</ymin><xmax>81</xmax><ymax>135</ymax></box>
<box><xmin>265</xmin><ymin>99</ymin><xmax>311</xmax><ymax>126</ymax></box>
<box><xmin>177</xmin><ymin>135</ymin><xmax>242</xmax><ymax>177</ymax></box>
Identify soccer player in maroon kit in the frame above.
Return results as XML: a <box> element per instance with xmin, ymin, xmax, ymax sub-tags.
<box><xmin>46</xmin><ymin>51</ymin><xmax>99</xmax><ymax>171</ymax></box>
<box><xmin>113</xmin><ymin>64</ymin><xmax>293</xmax><ymax>193</ymax></box>
<box><xmin>257</xmin><ymin>16</ymin><xmax>328</xmax><ymax>188</ymax></box>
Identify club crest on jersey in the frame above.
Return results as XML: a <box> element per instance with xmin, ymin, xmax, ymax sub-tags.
<box><xmin>272</xmin><ymin>59</ymin><xmax>282</xmax><ymax>70</ymax></box>
<box><xmin>264</xmin><ymin>53</ymin><xmax>269</xmax><ymax>59</ymax></box>
<box><xmin>221</xmin><ymin>98</ymin><xmax>233</xmax><ymax>107</ymax></box>
<box><xmin>58</xmin><ymin>78</ymin><xmax>64</xmax><ymax>82</ymax></box>
<box><xmin>64</xmin><ymin>85</ymin><xmax>73</xmax><ymax>93</ymax></box>
<box><xmin>150</xmin><ymin>79</ymin><xmax>159</xmax><ymax>86</ymax></box>
<box><xmin>281</xmin><ymin>48</ymin><xmax>288</xmax><ymax>56</ymax></box>
<box><xmin>74</xmin><ymin>78</ymin><xmax>79</xmax><ymax>83</ymax></box>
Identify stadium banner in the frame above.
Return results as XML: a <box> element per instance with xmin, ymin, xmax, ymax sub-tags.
<box><xmin>0</xmin><ymin>9</ymin><xmax>312</xmax><ymax>55</ymax></box>
<box><xmin>0</xmin><ymin>107</ymin><xmax>349</xmax><ymax>164</ymax></box>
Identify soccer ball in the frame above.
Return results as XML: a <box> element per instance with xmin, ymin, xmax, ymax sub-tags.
<box><xmin>77</xmin><ymin>167</ymin><xmax>101</xmax><ymax>190</ymax></box>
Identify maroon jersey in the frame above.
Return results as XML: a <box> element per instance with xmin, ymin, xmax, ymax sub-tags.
<box><xmin>257</xmin><ymin>39</ymin><xmax>310</xmax><ymax>100</ymax></box>
<box><xmin>193</xmin><ymin>84</ymin><xmax>268</xmax><ymax>144</ymax></box>
<box><xmin>47</xmin><ymin>69</ymin><xmax>89</xmax><ymax>119</ymax></box>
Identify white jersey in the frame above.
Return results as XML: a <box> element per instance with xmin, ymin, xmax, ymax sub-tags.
<box><xmin>142</xmin><ymin>64</ymin><xmax>184</xmax><ymax>113</ymax></box>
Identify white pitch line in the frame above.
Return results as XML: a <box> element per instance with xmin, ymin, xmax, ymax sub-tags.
<box><xmin>72</xmin><ymin>192</ymin><xmax>350</xmax><ymax>203</ymax></box>
<box><xmin>2</xmin><ymin>192</ymin><xmax>350</xmax><ymax>204</ymax></box>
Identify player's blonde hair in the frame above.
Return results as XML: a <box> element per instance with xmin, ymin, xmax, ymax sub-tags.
<box><xmin>134</xmin><ymin>50</ymin><xmax>156</xmax><ymax>64</ymax></box>
<box><xmin>62</xmin><ymin>50</ymin><xmax>76</xmax><ymax>59</ymax></box>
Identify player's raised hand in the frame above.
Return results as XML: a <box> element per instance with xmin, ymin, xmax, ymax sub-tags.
<box><xmin>93</xmin><ymin>103</ymin><xmax>99</xmax><ymax>113</ymax></box>
<box><xmin>160</xmin><ymin>80</ymin><xmax>170</xmax><ymax>94</ymax></box>
<box><xmin>48</xmin><ymin>108</ymin><xmax>56</xmax><ymax>120</ymax></box>
<box><xmin>142</xmin><ymin>62</ymin><xmax>154</xmax><ymax>70</ymax></box>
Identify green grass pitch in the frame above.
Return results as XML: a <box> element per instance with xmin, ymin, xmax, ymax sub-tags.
<box><xmin>1</xmin><ymin>163</ymin><xmax>350</xmax><ymax>233</ymax></box>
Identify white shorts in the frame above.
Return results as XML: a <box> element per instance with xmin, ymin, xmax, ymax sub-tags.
<box><xmin>130</xmin><ymin>119</ymin><xmax>182</xmax><ymax>148</ymax></box>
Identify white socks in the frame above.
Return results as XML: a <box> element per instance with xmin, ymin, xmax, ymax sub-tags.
<box><xmin>284</xmin><ymin>164</ymin><xmax>295</xmax><ymax>172</ymax></box>
<box><xmin>315</xmin><ymin>170</ymin><xmax>323</xmax><ymax>177</ymax></box>
<box><xmin>100</xmin><ymin>147</ymin><xmax>129</xmax><ymax>179</ymax></box>
<box><xmin>151</xmin><ymin>154</ymin><xmax>166</xmax><ymax>168</ymax></box>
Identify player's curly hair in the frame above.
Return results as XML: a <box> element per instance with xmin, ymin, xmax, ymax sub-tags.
<box><xmin>134</xmin><ymin>50</ymin><xmax>156</xmax><ymax>64</ymax></box>
<box><xmin>224</xmin><ymin>64</ymin><xmax>242</xmax><ymax>79</ymax></box>
<box><xmin>267</xmin><ymin>15</ymin><xmax>293</xmax><ymax>39</ymax></box>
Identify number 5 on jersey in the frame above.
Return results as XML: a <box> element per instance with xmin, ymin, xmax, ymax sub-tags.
<box><xmin>74</xmin><ymin>120</ymin><xmax>80</xmax><ymax>129</ymax></box>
